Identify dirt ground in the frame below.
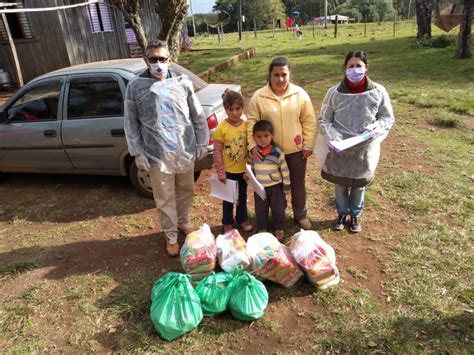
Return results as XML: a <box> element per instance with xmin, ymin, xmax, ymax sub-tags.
<box><xmin>0</xmin><ymin>87</ymin><xmax>435</xmax><ymax>351</ymax></box>
<box><xmin>0</xmin><ymin>129</ymin><xmax>425</xmax><ymax>353</ymax></box>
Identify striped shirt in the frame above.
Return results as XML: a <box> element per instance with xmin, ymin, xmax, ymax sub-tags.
<box><xmin>250</xmin><ymin>145</ymin><xmax>290</xmax><ymax>188</ymax></box>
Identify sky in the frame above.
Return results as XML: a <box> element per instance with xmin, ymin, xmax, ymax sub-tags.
<box><xmin>188</xmin><ymin>0</ymin><xmax>216</xmax><ymax>15</ymax></box>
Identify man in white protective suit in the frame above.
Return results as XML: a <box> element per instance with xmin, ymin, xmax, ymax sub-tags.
<box><xmin>124</xmin><ymin>40</ymin><xmax>209</xmax><ymax>256</ymax></box>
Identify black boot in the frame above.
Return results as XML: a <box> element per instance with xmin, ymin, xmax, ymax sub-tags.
<box><xmin>333</xmin><ymin>214</ymin><xmax>346</xmax><ymax>231</ymax></box>
<box><xmin>350</xmin><ymin>215</ymin><xmax>362</xmax><ymax>233</ymax></box>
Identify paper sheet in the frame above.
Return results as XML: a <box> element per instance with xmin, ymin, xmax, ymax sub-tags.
<box><xmin>209</xmin><ymin>174</ymin><xmax>238</xmax><ymax>203</ymax></box>
<box><xmin>328</xmin><ymin>128</ymin><xmax>385</xmax><ymax>153</ymax></box>
<box><xmin>245</xmin><ymin>164</ymin><xmax>266</xmax><ymax>201</ymax></box>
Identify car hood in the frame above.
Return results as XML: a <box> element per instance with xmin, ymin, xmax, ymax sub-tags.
<box><xmin>195</xmin><ymin>83</ymin><xmax>241</xmax><ymax>107</ymax></box>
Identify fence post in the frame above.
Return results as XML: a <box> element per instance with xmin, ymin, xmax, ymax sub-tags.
<box><xmin>364</xmin><ymin>15</ymin><xmax>367</xmax><ymax>37</ymax></box>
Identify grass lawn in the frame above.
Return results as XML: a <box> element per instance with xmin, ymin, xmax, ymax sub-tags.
<box><xmin>0</xmin><ymin>21</ymin><xmax>472</xmax><ymax>353</ymax></box>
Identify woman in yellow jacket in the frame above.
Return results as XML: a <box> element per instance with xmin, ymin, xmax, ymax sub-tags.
<box><xmin>247</xmin><ymin>56</ymin><xmax>316</xmax><ymax>230</ymax></box>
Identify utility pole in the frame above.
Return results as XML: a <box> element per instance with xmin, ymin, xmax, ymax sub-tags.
<box><xmin>238</xmin><ymin>0</ymin><xmax>242</xmax><ymax>41</ymax></box>
<box><xmin>189</xmin><ymin>0</ymin><xmax>196</xmax><ymax>37</ymax></box>
<box><xmin>1</xmin><ymin>13</ymin><xmax>23</xmax><ymax>87</ymax></box>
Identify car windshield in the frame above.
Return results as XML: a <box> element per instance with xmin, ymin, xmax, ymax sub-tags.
<box><xmin>170</xmin><ymin>63</ymin><xmax>209</xmax><ymax>93</ymax></box>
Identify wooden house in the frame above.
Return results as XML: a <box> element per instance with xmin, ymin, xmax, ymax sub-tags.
<box><xmin>0</xmin><ymin>0</ymin><xmax>161</xmax><ymax>86</ymax></box>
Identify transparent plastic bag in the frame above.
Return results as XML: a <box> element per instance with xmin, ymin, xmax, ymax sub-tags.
<box><xmin>228</xmin><ymin>270</ymin><xmax>268</xmax><ymax>321</ymax></box>
<box><xmin>290</xmin><ymin>229</ymin><xmax>340</xmax><ymax>289</ymax></box>
<box><xmin>150</xmin><ymin>272</ymin><xmax>203</xmax><ymax>340</ymax></box>
<box><xmin>246</xmin><ymin>232</ymin><xmax>303</xmax><ymax>288</ymax></box>
<box><xmin>180</xmin><ymin>223</ymin><xmax>217</xmax><ymax>279</ymax></box>
<box><xmin>195</xmin><ymin>271</ymin><xmax>233</xmax><ymax>316</ymax></box>
<box><xmin>216</xmin><ymin>229</ymin><xmax>250</xmax><ymax>272</ymax></box>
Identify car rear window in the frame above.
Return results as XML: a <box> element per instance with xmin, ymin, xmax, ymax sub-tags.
<box><xmin>170</xmin><ymin>63</ymin><xmax>209</xmax><ymax>93</ymax></box>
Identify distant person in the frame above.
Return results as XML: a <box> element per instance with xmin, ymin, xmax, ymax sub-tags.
<box><xmin>213</xmin><ymin>89</ymin><xmax>253</xmax><ymax>233</ymax></box>
<box><xmin>248</xmin><ymin>120</ymin><xmax>290</xmax><ymax>240</ymax></box>
<box><xmin>247</xmin><ymin>56</ymin><xmax>316</xmax><ymax>231</ymax></box>
<box><xmin>276</xmin><ymin>18</ymin><xmax>281</xmax><ymax>28</ymax></box>
<box><xmin>294</xmin><ymin>24</ymin><xmax>302</xmax><ymax>38</ymax></box>
<box><xmin>124</xmin><ymin>40</ymin><xmax>209</xmax><ymax>256</ymax></box>
<box><xmin>318</xmin><ymin>50</ymin><xmax>395</xmax><ymax>233</ymax></box>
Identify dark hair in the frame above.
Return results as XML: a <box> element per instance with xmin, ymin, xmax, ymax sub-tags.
<box><xmin>145</xmin><ymin>40</ymin><xmax>169</xmax><ymax>57</ymax></box>
<box><xmin>222</xmin><ymin>89</ymin><xmax>244</xmax><ymax>109</ymax></box>
<box><xmin>344</xmin><ymin>51</ymin><xmax>368</xmax><ymax>66</ymax></box>
<box><xmin>253</xmin><ymin>120</ymin><xmax>274</xmax><ymax>134</ymax></box>
<box><xmin>268</xmin><ymin>56</ymin><xmax>292</xmax><ymax>82</ymax></box>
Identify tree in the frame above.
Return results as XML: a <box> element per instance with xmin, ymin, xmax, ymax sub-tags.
<box><xmin>415</xmin><ymin>0</ymin><xmax>433</xmax><ymax>38</ymax></box>
<box><xmin>108</xmin><ymin>0</ymin><xmax>148</xmax><ymax>54</ymax></box>
<box><xmin>456</xmin><ymin>0</ymin><xmax>473</xmax><ymax>58</ymax></box>
<box><xmin>154</xmin><ymin>0</ymin><xmax>188</xmax><ymax>60</ymax></box>
<box><xmin>246</xmin><ymin>0</ymin><xmax>285</xmax><ymax>36</ymax></box>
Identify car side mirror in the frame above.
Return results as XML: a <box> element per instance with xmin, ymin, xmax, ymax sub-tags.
<box><xmin>0</xmin><ymin>111</ymin><xmax>6</xmax><ymax>124</ymax></box>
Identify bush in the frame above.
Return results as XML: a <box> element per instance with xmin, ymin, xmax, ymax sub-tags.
<box><xmin>413</xmin><ymin>35</ymin><xmax>456</xmax><ymax>48</ymax></box>
<box><xmin>431</xmin><ymin>113</ymin><xmax>462</xmax><ymax>128</ymax></box>
<box><xmin>431</xmin><ymin>35</ymin><xmax>455</xmax><ymax>48</ymax></box>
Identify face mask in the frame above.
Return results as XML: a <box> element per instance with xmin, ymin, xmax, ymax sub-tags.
<box><xmin>346</xmin><ymin>67</ymin><xmax>366</xmax><ymax>83</ymax></box>
<box><xmin>149</xmin><ymin>62</ymin><xmax>168</xmax><ymax>78</ymax></box>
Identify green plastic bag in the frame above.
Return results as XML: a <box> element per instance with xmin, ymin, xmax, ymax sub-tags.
<box><xmin>195</xmin><ymin>271</ymin><xmax>233</xmax><ymax>316</ymax></box>
<box><xmin>150</xmin><ymin>272</ymin><xmax>203</xmax><ymax>341</ymax></box>
<box><xmin>228</xmin><ymin>271</ymin><xmax>268</xmax><ymax>321</ymax></box>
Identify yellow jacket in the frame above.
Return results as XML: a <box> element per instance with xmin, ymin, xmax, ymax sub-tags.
<box><xmin>246</xmin><ymin>83</ymin><xmax>316</xmax><ymax>155</ymax></box>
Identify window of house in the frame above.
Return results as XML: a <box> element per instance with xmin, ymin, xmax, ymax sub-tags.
<box><xmin>67</xmin><ymin>76</ymin><xmax>123</xmax><ymax>119</ymax></box>
<box><xmin>86</xmin><ymin>3</ymin><xmax>113</xmax><ymax>33</ymax></box>
<box><xmin>7</xmin><ymin>80</ymin><xmax>62</xmax><ymax>122</ymax></box>
<box><xmin>0</xmin><ymin>1</ymin><xmax>34</xmax><ymax>40</ymax></box>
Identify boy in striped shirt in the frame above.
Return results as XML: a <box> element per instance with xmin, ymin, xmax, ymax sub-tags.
<box><xmin>248</xmin><ymin>120</ymin><xmax>290</xmax><ymax>240</ymax></box>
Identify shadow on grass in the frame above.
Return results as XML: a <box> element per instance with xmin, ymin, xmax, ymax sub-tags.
<box><xmin>0</xmin><ymin>173</ymin><xmax>154</xmax><ymax>223</ymax></box>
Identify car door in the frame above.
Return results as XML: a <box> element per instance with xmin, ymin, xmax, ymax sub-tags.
<box><xmin>61</xmin><ymin>73</ymin><xmax>128</xmax><ymax>172</ymax></box>
<box><xmin>0</xmin><ymin>78</ymin><xmax>73</xmax><ymax>171</ymax></box>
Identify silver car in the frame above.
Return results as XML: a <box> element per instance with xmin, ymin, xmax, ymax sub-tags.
<box><xmin>0</xmin><ymin>59</ymin><xmax>239</xmax><ymax>197</ymax></box>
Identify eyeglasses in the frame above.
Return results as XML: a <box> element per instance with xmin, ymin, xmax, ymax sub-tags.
<box><xmin>147</xmin><ymin>56</ymin><xmax>169</xmax><ymax>64</ymax></box>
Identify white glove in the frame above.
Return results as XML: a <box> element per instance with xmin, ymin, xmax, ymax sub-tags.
<box><xmin>135</xmin><ymin>154</ymin><xmax>150</xmax><ymax>172</ymax></box>
<box><xmin>196</xmin><ymin>146</ymin><xmax>208</xmax><ymax>160</ymax></box>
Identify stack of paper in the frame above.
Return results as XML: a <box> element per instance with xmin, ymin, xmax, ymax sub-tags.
<box><xmin>328</xmin><ymin>129</ymin><xmax>385</xmax><ymax>153</ymax></box>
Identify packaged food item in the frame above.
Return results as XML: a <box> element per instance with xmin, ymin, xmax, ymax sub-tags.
<box><xmin>216</xmin><ymin>229</ymin><xmax>250</xmax><ymax>272</ymax></box>
<box><xmin>228</xmin><ymin>270</ymin><xmax>268</xmax><ymax>321</ymax></box>
<box><xmin>290</xmin><ymin>229</ymin><xmax>340</xmax><ymax>289</ymax></box>
<box><xmin>246</xmin><ymin>232</ymin><xmax>303</xmax><ymax>288</ymax></box>
<box><xmin>150</xmin><ymin>272</ymin><xmax>202</xmax><ymax>341</ymax></box>
<box><xmin>195</xmin><ymin>271</ymin><xmax>233</xmax><ymax>316</ymax></box>
<box><xmin>180</xmin><ymin>224</ymin><xmax>216</xmax><ymax>278</ymax></box>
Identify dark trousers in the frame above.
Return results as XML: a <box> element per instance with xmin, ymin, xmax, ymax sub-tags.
<box><xmin>222</xmin><ymin>172</ymin><xmax>248</xmax><ymax>225</ymax></box>
<box><xmin>285</xmin><ymin>151</ymin><xmax>307</xmax><ymax>221</ymax></box>
<box><xmin>254</xmin><ymin>183</ymin><xmax>287</xmax><ymax>230</ymax></box>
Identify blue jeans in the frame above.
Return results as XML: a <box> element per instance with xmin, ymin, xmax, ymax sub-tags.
<box><xmin>222</xmin><ymin>172</ymin><xmax>248</xmax><ymax>225</ymax></box>
<box><xmin>334</xmin><ymin>185</ymin><xmax>365</xmax><ymax>217</ymax></box>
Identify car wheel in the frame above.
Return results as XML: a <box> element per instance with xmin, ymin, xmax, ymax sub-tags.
<box><xmin>129</xmin><ymin>160</ymin><xmax>153</xmax><ymax>199</ymax></box>
<box><xmin>194</xmin><ymin>171</ymin><xmax>201</xmax><ymax>182</ymax></box>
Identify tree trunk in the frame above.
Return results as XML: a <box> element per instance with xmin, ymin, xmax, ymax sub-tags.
<box><xmin>415</xmin><ymin>0</ymin><xmax>433</xmax><ymax>38</ymax></box>
<box><xmin>456</xmin><ymin>0</ymin><xmax>473</xmax><ymax>58</ymax></box>
<box><xmin>155</xmin><ymin>0</ymin><xmax>188</xmax><ymax>61</ymax></box>
<box><xmin>253</xmin><ymin>18</ymin><xmax>257</xmax><ymax>38</ymax></box>
<box><xmin>108</xmin><ymin>0</ymin><xmax>147</xmax><ymax>55</ymax></box>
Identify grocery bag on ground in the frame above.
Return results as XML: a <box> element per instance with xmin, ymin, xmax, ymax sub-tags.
<box><xmin>216</xmin><ymin>229</ymin><xmax>250</xmax><ymax>272</ymax></box>
<box><xmin>150</xmin><ymin>272</ymin><xmax>203</xmax><ymax>341</ymax></box>
<box><xmin>246</xmin><ymin>232</ymin><xmax>304</xmax><ymax>288</ymax></box>
<box><xmin>195</xmin><ymin>271</ymin><xmax>233</xmax><ymax>316</ymax></box>
<box><xmin>228</xmin><ymin>270</ymin><xmax>268</xmax><ymax>321</ymax></box>
<box><xmin>180</xmin><ymin>223</ymin><xmax>217</xmax><ymax>282</ymax></box>
<box><xmin>290</xmin><ymin>230</ymin><xmax>340</xmax><ymax>289</ymax></box>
